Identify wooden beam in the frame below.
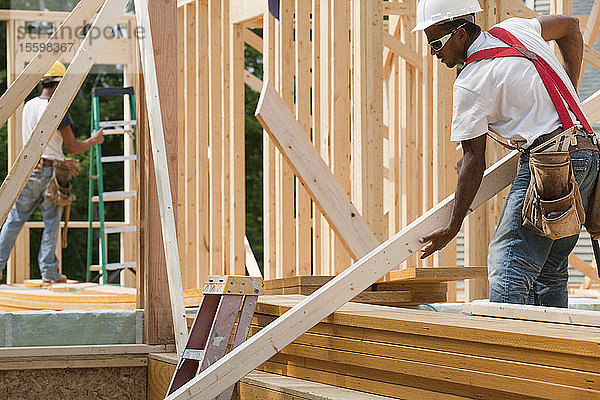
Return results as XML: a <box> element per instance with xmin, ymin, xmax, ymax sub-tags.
<box><xmin>584</xmin><ymin>44</ymin><xmax>600</xmax><ymax>71</ymax></box>
<box><xmin>583</xmin><ymin>88</ymin><xmax>600</xmax><ymax>122</ymax></box>
<box><xmin>255</xmin><ymin>82</ymin><xmax>379</xmax><ymax>261</ymax></box>
<box><xmin>382</xmin><ymin>32</ymin><xmax>423</xmax><ymax>71</ymax></box>
<box><xmin>134</xmin><ymin>0</ymin><xmax>187</xmax><ymax>355</ymax></box>
<box><xmin>569</xmin><ymin>253</ymin><xmax>600</xmax><ymax>281</ymax></box>
<box><xmin>164</xmin><ymin>109</ymin><xmax>522</xmax><ymax>400</ymax></box>
<box><xmin>463</xmin><ymin>301</ymin><xmax>600</xmax><ymax>327</ymax></box>
<box><xmin>0</xmin><ymin>0</ymin><xmax>104</xmax><ymax>130</ymax></box>
<box><xmin>583</xmin><ymin>0</ymin><xmax>600</xmax><ymax>45</ymax></box>
<box><xmin>244</xmin><ymin>70</ymin><xmax>263</xmax><ymax>92</ymax></box>
<box><xmin>244</xmin><ymin>28</ymin><xmax>263</xmax><ymax>53</ymax></box>
<box><xmin>352</xmin><ymin>0</ymin><xmax>384</xmax><ymax>241</ymax></box>
<box><xmin>0</xmin><ymin>0</ymin><xmax>127</xmax><ymax>225</ymax></box>
<box><xmin>503</xmin><ymin>0</ymin><xmax>537</xmax><ymax>18</ymax></box>
<box><xmin>244</xmin><ymin>236</ymin><xmax>262</xmax><ymax>277</ymax></box>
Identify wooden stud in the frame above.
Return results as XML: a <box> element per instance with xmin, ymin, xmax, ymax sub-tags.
<box><xmin>278</xmin><ymin>0</ymin><xmax>296</xmax><ymax>278</ymax></box>
<box><xmin>209</xmin><ymin>0</ymin><xmax>223</xmax><ymax>275</ymax></box>
<box><xmin>196</xmin><ymin>0</ymin><xmax>210</xmax><ymax>288</ymax></box>
<box><xmin>263</xmin><ymin>11</ymin><xmax>277</xmax><ymax>280</ymax></box>
<box><xmin>311</xmin><ymin>0</ymin><xmax>322</xmax><ymax>276</ymax></box>
<box><xmin>230</xmin><ymin>21</ymin><xmax>246</xmax><ymax>275</ymax></box>
<box><xmin>351</xmin><ymin>0</ymin><xmax>385</xmax><ymax>242</ymax></box>
<box><xmin>294</xmin><ymin>0</ymin><xmax>312</xmax><ymax>277</ymax></box>
<box><xmin>330</xmin><ymin>0</ymin><xmax>352</xmax><ymax>274</ymax></box>
<box><xmin>222</xmin><ymin>0</ymin><xmax>232</xmax><ymax>275</ymax></box>
<box><xmin>134</xmin><ymin>0</ymin><xmax>187</xmax><ymax>354</ymax></box>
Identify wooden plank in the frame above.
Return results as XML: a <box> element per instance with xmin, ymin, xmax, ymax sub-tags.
<box><xmin>255</xmin><ymin>82</ymin><xmax>379</xmax><ymax>261</ymax></box>
<box><xmin>352</xmin><ymin>0</ymin><xmax>385</xmax><ymax>241</ymax></box>
<box><xmin>382</xmin><ymin>32</ymin><xmax>423</xmax><ymax>71</ymax></box>
<box><xmin>503</xmin><ymin>0</ymin><xmax>537</xmax><ymax>18</ymax></box>
<box><xmin>263</xmin><ymin>276</ymin><xmax>335</xmax><ymax>290</ymax></box>
<box><xmin>244</xmin><ymin>70</ymin><xmax>263</xmax><ymax>92</ymax></box>
<box><xmin>278</xmin><ymin>0</ymin><xmax>296</xmax><ymax>278</ymax></box>
<box><xmin>0</xmin><ymin>0</ymin><xmax>104</xmax><ymax>129</ymax></box>
<box><xmin>165</xmin><ymin>148</ymin><xmax>522</xmax><ymax>399</ymax></box>
<box><xmin>209</xmin><ymin>0</ymin><xmax>223</xmax><ymax>275</ymax></box>
<box><xmin>318</xmin><ymin>0</ymin><xmax>331</xmax><ymax>275</ymax></box>
<box><xmin>244</xmin><ymin>28</ymin><xmax>263</xmax><ymax>53</ymax></box>
<box><xmin>330</xmin><ymin>0</ymin><xmax>352</xmax><ymax>274</ymax></box>
<box><xmin>295</xmin><ymin>0</ymin><xmax>312</xmax><ymax>276</ymax></box>
<box><xmin>263</xmin><ymin>12</ymin><xmax>277</xmax><ymax>280</ymax></box>
<box><xmin>584</xmin><ymin>45</ymin><xmax>600</xmax><ymax>72</ymax></box>
<box><xmin>583</xmin><ymin>89</ymin><xmax>600</xmax><ymax>124</ymax></box>
<box><xmin>134</xmin><ymin>0</ymin><xmax>187</xmax><ymax>354</ymax></box>
<box><xmin>230</xmin><ymin>21</ymin><xmax>246</xmax><ymax>275</ymax></box>
<box><xmin>463</xmin><ymin>301</ymin><xmax>600</xmax><ymax>327</ymax></box>
<box><xmin>223</xmin><ymin>0</ymin><xmax>232</xmax><ymax>276</ymax></box>
<box><xmin>196</xmin><ymin>0</ymin><xmax>210</xmax><ymax>289</ymax></box>
<box><xmin>312</xmin><ymin>0</ymin><xmax>323</xmax><ymax>276</ymax></box>
<box><xmin>583</xmin><ymin>0</ymin><xmax>600</xmax><ymax>45</ymax></box>
<box><xmin>0</xmin><ymin>0</ymin><xmax>126</xmax><ymax>225</ymax></box>
<box><xmin>387</xmin><ymin>266</ymin><xmax>487</xmax><ymax>282</ymax></box>
<box><xmin>569</xmin><ymin>253</ymin><xmax>600</xmax><ymax>281</ymax></box>
<box><xmin>184</xmin><ymin>3</ymin><xmax>198</xmax><ymax>289</ymax></box>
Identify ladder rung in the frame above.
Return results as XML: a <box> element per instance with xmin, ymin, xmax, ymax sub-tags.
<box><xmin>102</xmin><ymin>129</ymin><xmax>134</xmax><ymax>136</ymax></box>
<box><xmin>104</xmin><ymin>225</ymin><xmax>137</xmax><ymax>234</ymax></box>
<box><xmin>90</xmin><ymin>262</ymin><xmax>136</xmax><ymax>271</ymax></box>
<box><xmin>182</xmin><ymin>349</ymin><xmax>205</xmax><ymax>361</ymax></box>
<box><xmin>92</xmin><ymin>191</ymin><xmax>137</xmax><ymax>202</ymax></box>
<box><xmin>92</xmin><ymin>86</ymin><xmax>135</xmax><ymax>98</ymax></box>
<box><xmin>99</xmin><ymin>120</ymin><xmax>137</xmax><ymax>128</ymax></box>
<box><xmin>101</xmin><ymin>155</ymin><xmax>137</xmax><ymax>163</ymax></box>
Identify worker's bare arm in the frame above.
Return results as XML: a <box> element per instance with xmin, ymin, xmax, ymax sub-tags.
<box><xmin>420</xmin><ymin>134</ymin><xmax>486</xmax><ymax>259</ymax></box>
<box><xmin>537</xmin><ymin>15</ymin><xmax>583</xmax><ymax>89</ymax></box>
<box><xmin>61</xmin><ymin>125</ymin><xmax>104</xmax><ymax>155</ymax></box>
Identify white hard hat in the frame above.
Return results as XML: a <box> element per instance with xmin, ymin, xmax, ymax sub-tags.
<box><xmin>411</xmin><ymin>0</ymin><xmax>483</xmax><ymax>33</ymax></box>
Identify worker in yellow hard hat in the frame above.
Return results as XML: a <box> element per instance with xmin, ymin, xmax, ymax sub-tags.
<box><xmin>41</xmin><ymin>60</ymin><xmax>66</xmax><ymax>85</ymax></box>
<box><xmin>0</xmin><ymin>60</ymin><xmax>104</xmax><ymax>285</ymax></box>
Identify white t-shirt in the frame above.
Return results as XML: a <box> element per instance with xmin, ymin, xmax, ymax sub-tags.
<box><xmin>451</xmin><ymin>17</ymin><xmax>588</xmax><ymax>146</ymax></box>
<box><xmin>22</xmin><ymin>97</ymin><xmax>73</xmax><ymax>161</ymax></box>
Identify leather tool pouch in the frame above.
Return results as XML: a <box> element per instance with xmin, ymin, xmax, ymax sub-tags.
<box><xmin>522</xmin><ymin>152</ymin><xmax>585</xmax><ymax>240</ymax></box>
<box><xmin>44</xmin><ymin>160</ymin><xmax>74</xmax><ymax>207</ymax></box>
<box><xmin>584</xmin><ymin>143</ymin><xmax>600</xmax><ymax>240</ymax></box>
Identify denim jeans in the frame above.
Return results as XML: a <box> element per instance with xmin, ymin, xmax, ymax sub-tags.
<box><xmin>0</xmin><ymin>165</ymin><xmax>63</xmax><ymax>281</ymax></box>
<box><xmin>488</xmin><ymin>149</ymin><xmax>600</xmax><ymax>308</ymax></box>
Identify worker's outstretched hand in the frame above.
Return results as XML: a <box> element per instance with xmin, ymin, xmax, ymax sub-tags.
<box><xmin>64</xmin><ymin>158</ymin><xmax>80</xmax><ymax>177</ymax></box>
<box><xmin>419</xmin><ymin>225</ymin><xmax>459</xmax><ymax>259</ymax></box>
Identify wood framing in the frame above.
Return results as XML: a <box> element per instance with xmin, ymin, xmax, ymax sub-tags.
<box><xmin>255</xmin><ymin>82</ymin><xmax>379</xmax><ymax>261</ymax></box>
<box><xmin>165</xmin><ymin>91</ymin><xmax>522</xmax><ymax>399</ymax></box>
<box><xmin>134</xmin><ymin>0</ymin><xmax>187</xmax><ymax>355</ymax></box>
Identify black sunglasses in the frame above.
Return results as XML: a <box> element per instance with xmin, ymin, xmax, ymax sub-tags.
<box><xmin>428</xmin><ymin>23</ymin><xmax>468</xmax><ymax>52</ymax></box>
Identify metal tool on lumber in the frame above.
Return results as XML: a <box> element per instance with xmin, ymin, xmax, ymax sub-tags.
<box><xmin>167</xmin><ymin>275</ymin><xmax>264</xmax><ymax>398</ymax></box>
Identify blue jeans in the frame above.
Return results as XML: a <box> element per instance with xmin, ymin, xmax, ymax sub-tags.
<box><xmin>0</xmin><ymin>166</ymin><xmax>63</xmax><ymax>281</ymax></box>
<box><xmin>488</xmin><ymin>150</ymin><xmax>600</xmax><ymax>308</ymax></box>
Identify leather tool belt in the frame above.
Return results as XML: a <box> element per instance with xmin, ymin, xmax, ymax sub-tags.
<box><xmin>44</xmin><ymin>160</ymin><xmax>74</xmax><ymax>207</ymax></box>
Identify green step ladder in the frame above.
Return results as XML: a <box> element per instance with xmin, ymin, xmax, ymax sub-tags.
<box><xmin>86</xmin><ymin>86</ymin><xmax>137</xmax><ymax>284</ymax></box>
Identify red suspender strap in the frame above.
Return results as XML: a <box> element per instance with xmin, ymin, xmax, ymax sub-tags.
<box><xmin>464</xmin><ymin>27</ymin><xmax>593</xmax><ymax>135</ymax></box>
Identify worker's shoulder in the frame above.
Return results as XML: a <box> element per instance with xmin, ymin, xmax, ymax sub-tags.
<box><xmin>23</xmin><ymin>96</ymin><xmax>47</xmax><ymax>110</ymax></box>
<box><xmin>492</xmin><ymin>17</ymin><xmax>542</xmax><ymax>37</ymax></box>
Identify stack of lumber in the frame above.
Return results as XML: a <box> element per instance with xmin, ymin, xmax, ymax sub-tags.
<box><xmin>148</xmin><ymin>354</ymin><xmax>396</xmax><ymax>400</ymax></box>
<box><xmin>264</xmin><ymin>267</ymin><xmax>486</xmax><ymax>306</ymax></box>
<box><xmin>251</xmin><ymin>295</ymin><xmax>600</xmax><ymax>399</ymax></box>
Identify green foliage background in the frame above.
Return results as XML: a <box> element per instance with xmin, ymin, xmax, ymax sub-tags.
<box><xmin>0</xmin><ymin>2</ymin><xmax>264</xmax><ymax>282</ymax></box>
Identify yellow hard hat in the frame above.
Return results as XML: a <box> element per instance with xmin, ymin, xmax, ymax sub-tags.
<box><xmin>43</xmin><ymin>61</ymin><xmax>66</xmax><ymax>80</ymax></box>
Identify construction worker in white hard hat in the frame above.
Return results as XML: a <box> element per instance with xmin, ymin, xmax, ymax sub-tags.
<box><xmin>414</xmin><ymin>0</ymin><xmax>599</xmax><ymax>308</ymax></box>
<box><xmin>0</xmin><ymin>60</ymin><xmax>105</xmax><ymax>285</ymax></box>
